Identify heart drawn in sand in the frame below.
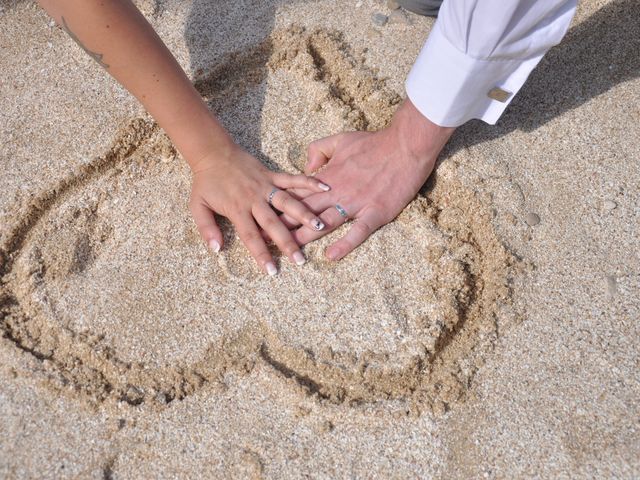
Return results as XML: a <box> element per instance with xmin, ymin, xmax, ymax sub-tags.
<box><xmin>0</xmin><ymin>27</ymin><xmax>517</xmax><ymax>415</ymax></box>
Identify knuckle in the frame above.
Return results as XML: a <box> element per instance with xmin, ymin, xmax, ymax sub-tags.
<box><xmin>353</xmin><ymin>221</ymin><xmax>371</xmax><ymax>236</ymax></box>
<box><xmin>200</xmin><ymin>226</ymin><xmax>214</xmax><ymax>237</ymax></box>
<box><xmin>278</xmin><ymin>194</ymin><xmax>291</xmax><ymax>209</ymax></box>
<box><xmin>332</xmin><ymin>244</ymin><xmax>346</xmax><ymax>257</ymax></box>
<box><xmin>271</xmin><ymin>172</ymin><xmax>285</xmax><ymax>183</ymax></box>
<box><xmin>282</xmin><ymin>241</ymin><xmax>299</xmax><ymax>255</ymax></box>
<box><xmin>255</xmin><ymin>252</ymin><xmax>272</xmax><ymax>265</ymax></box>
<box><xmin>261</xmin><ymin>216</ymin><xmax>280</xmax><ymax>230</ymax></box>
<box><xmin>240</xmin><ymin>229</ymin><xmax>262</xmax><ymax>243</ymax></box>
<box><xmin>369</xmin><ymin>202</ymin><xmax>386</xmax><ymax>216</ymax></box>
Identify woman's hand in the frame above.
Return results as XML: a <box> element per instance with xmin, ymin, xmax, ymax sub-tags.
<box><xmin>36</xmin><ymin>1</ymin><xmax>330</xmax><ymax>273</ymax></box>
<box><xmin>189</xmin><ymin>146</ymin><xmax>330</xmax><ymax>275</ymax></box>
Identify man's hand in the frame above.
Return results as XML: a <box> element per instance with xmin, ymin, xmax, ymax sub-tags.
<box><xmin>284</xmin><ymin>99</ymin><xmax>455</xmax><ymax>261</ymax></box>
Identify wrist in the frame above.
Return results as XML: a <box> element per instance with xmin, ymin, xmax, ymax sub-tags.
<box><xmin>166</xmin><ymin>108</ymin><xmax>237</xmax><ymax>173</ymax></box>
<box><xmin>389</xmin><ymin>98</ymin><xmax>456</xmax><ymax>164</ymax></box>
<box><xmin>188</xmin><ymin>138</ymin><xmax>239</xmax><ymax>174</ymax></box>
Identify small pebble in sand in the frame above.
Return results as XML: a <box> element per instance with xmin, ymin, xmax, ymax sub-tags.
<box><xmin>525</xmin><ymin>212</ymin><xmax>541</xmax><ymax>226</ymax></box>
<box><xmin>603</xmin><ymin>199</ymin><xmax>617</xmax><ymax>211</ymax></box>
<box><xmin>154</xmin><ymin>392</ymin><xmax>171</xmax><ymax>404</ymax></box>
<box><xmin>606</xmin><ymin>275</ymin><xmax>618</xmax><ymax>296</ymax></box>
<box><xmin>122</xmin><ymin>385</ymin><xmax>144</xmax><ymax>405</ymax></box>
<box><xmin>355</xmin><ymin>0</ymin><xmax>363</xmax><ymax>7</ymax></box>
<box><xmin>387</xmin><ymin>0</ymin><xmax>401</xmax><ymax>9</ymax></box>
<box><xmin>372</xmin><ymin>13</ymin><xmax>389</xmax><ymax>26</ymax></box>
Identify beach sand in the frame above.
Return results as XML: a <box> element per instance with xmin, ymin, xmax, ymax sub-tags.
<box><xmin>1</xmin><ymin>0</ymin><xmax>638</xmax><ymax>478</ymax></box>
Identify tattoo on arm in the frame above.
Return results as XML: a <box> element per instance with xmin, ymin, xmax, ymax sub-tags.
<box><xmin>61</xmin><ymin>16</ymin><xmax>110</xmax><ymax>69</ymax></box>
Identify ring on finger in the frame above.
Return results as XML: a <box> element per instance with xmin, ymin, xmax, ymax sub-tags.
<box><xmin>267</xmin><ymin>187</ymin><xmax>280</xmax><ymax>206</ymax></box>
<box><xmin>335</xmin><ymin>204</ymin><xmax>349</xmax><ymax>219</ymax></box>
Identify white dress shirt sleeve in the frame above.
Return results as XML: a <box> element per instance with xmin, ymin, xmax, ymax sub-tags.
<box><xmin>405</xmin><ymin>0</ymin><xmax>578</xmax><ymax>127</ymax></box>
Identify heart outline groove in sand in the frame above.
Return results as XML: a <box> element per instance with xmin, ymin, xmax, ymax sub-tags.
<box><xmin>0</xmin><ymin>27</ymin><xmax>519</xmax><ymax>415</ymax></box>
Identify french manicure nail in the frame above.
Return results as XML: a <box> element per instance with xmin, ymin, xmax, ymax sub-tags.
<box><xmin>319</xmin><ymin>182</ymin><xmax>331</xmax><ymax>191</ymax></box>
<box><xmin>293</xmin><ymin>251</ymin><xmax>306</xmax><ymax>266</ymax></box>
<box><xmin>266</xmin><ymin>262</ymin><xmax>278</xmax><ymax>276</ymax></box>
<box><xmin>312</xmin><ymin>218</ymin><xmax>325</xmax><ymax>231</ymax></box>
<box><xmin>208</xmin><ymin>239</ymin><xmax>221</xmax><ymax>253</ymax></box>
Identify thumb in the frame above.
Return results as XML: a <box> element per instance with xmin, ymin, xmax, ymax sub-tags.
<box><xmin>305</xmin><ymin>134</ymin><xmax>342</xmax><ymax>175</ymax></box>
<box><xmin>190</xmin><ymin>200</ymin><xmax>223</xmax><ymax>252</ymax></box>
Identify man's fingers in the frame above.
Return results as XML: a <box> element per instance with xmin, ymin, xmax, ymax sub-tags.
<box><xmin>254</xmin><ymin>204</ymin><xmax>306</xmax><ymax>266</ymax></box>
<box><xmin>190</xmin><ymin>200</ymin><xmax>223</xmax><ymax>252</ymax></box>
<box><xmin>325</xmin><ymin>209</ymin><xmax>383</xmax><ymax>261</ymax></box>
<box><xmin>233</xmin><ymin>214</ymin><xmax>277</xmax><ymax>275</ymax></box>
<box><xmin>269</xmin><ymin>189</ymin><xmax>325</xmax><ymax>232</ymax></box>
<box><xmin>305</xmin><ymin>134</ymin><xmax>342</xmax><ymax>174</ymax></box>
<box><xmin>292</xmin><ymin>205</ymin><xmax>348</xmax><ymax>245</ymax></box>
<box><xmin>272</xmin><ymin>172</ymin><xmax>330</xmax><ymax>193</ymax></box>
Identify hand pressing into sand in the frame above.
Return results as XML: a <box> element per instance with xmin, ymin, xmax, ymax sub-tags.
<box><xmin>284</xmin><ymin>99</ymin><xmax>455</xmax><ymax>260</ymax></box>
<box><xmin>37</xmin><ymin>0</ymin><xmax>327</xmax><ymax>275</ymax></box>
<box><xmin>190</xmin><ymin>147</ymin><xmax>328</xmax><ymax>274</ymax></box>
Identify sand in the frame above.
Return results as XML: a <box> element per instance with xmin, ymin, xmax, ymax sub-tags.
<box><xmin>1</xmin><ymin>0</ymin><xmax>638</xmax><ymax>478</ymax></box>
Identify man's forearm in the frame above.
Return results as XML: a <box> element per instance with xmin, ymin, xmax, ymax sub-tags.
<box><xmin>406</xmin><ymin>0</ymin><xmax>577</xmax><ymax>127</ymax></box>
<box><xmin>38</xmin><ymin>0</ymin><xmax>234</xmax><ymax>168</ymax></box>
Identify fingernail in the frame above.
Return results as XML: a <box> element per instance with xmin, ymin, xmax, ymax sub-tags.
<box><xmin>318</xmin><ymin>182</ymin><xmax>331</xmax><ymax>191</ymax></box>
<box><xmin>208</xmin><ymin>239</ymin><xmax>220</xmax><ymax>253</ymax></box>
<box><xmin>293</xmin><ymin>251</ymin><xmax>306</xmax><ymax>266</ymax></box>
<box><xmin>326</xmin><ymin>248</ymin><xmax>339</xmax><ymax>261</ymax></box>
<box><xmin>266</xmin><ymin>262</ymin><xmax>278</xmax><ymax>276</ymax></box>
<box><xmin>312</xmin><ymin>218</ymin><xmax>325</xmax><ymax>231</ymax></box>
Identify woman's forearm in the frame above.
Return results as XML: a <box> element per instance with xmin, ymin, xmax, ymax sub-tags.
<box><xmin>36</xmin><ymin>0</ymin><xmax>331</xmax><ymax>274</ymax></box>
<box><xmin>38</xmin><ymin>0</ymin><xmax>234</xmax><ymax>169</ymax></box>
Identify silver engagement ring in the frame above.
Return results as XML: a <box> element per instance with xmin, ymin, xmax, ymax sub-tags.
<box><xmin>267</xmin><ymin>187</ymin><xmax>279</xmax><ymax>206</ymax></box>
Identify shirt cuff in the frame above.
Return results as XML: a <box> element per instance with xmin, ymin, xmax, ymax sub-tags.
<box><xmin>405</xmin><ymin>20</ymin><xmax>545</xmax><ymax>128</ymax></box>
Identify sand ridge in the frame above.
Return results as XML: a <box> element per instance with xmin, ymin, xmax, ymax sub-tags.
<box><xmin>0</xmin><ymin>26</ymin><xmax>519</xmax><ymax>415</ymax></box>
<box><xmin>2</xmin><ymin>1</ymin><xmax>638</xmax><ymax>477</ymax></box>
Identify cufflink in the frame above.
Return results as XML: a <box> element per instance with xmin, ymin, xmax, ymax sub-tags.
<box><xmin>487</xmin><ymin>87</ymin><xmax>512</xmax><ymax>103</ymax></box>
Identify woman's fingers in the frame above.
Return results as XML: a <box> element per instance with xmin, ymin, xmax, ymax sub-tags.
<box><xmin>279</xmin><ymin>192</ymin><xmax>336</xmax><ymax>229</ymax></box>
<box><xmin>292</xmin><ymin>204</ymin><xmax>349</xmax><ymax>246</ymax></box>
<box><xmin>269</xmin><ymin>189</ymin><xmax>325</xmax><ymax>232</ymax></box>
<box><xmin>233</xmin><ymin>214</ymin><xmax>278</xmax><ymax>275</ymax></box>
<box><xmin>190</xmin><ymin>199</ymin><xmax>223</xmax><ymax>252</ymax></box>
<box><xmin>254</xmin><ymin>204</ymin><xmax>306</xmax><ymax>266</ymax></box>
<box><xmin>275</xmin><ymin>214</ymin><xmax>299</xmax><ymax>230</ymax></box>
<box><xmin>271</xmin><ymin>172</ymin><xmax>330</xmax><ymax>193</ymax></box>
<box><xmin>306</xmin><ymin>134</ymin><xmax>342</xmax><ymax>174</ymax></box>
<box><xmin>285</xmin><ymin>187</ymin><xmax>316</xmax><ymax>201</ymax></box>
<box><xmin>325</xmin><ymin>208</ymin><xmax>384</xmax><ymax>261</ymax></box>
